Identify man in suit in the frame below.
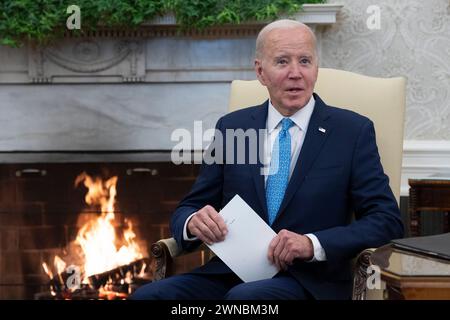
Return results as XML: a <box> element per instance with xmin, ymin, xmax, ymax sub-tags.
<box><xmin>131</xmin><ymin>19</ymin><xmax>404</xmax><ymax>300</ymax></box>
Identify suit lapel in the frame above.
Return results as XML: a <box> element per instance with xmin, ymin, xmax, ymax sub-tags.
<box><xmin>274</xmin><ymin>94</ymin><xmax>333</xmax><ymax>224</ymax></box>
<box><xmin>250</xmin><ymin>101</ymin><xmax>269</xmax><ymax>220</ymax></box>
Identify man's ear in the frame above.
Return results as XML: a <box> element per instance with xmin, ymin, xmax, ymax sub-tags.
<box><xmin>254</xmin><ymin>59</ymin><xmax>266</xmax><ymax>85</ymax></box>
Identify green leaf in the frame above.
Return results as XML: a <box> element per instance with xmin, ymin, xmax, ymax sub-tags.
<box><xmin>0</xmin><ymin>0</ymin><xmax>326</xmax><ymax>46</ymax></box>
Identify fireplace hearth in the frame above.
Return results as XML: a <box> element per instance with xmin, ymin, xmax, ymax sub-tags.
<box><xmin>0</xmin><ymin>162</ymin><xmax>202</xmax><ymax>299</ymax></box>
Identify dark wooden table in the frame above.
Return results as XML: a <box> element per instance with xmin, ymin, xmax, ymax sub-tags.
<box><xmin>408</xmin><ymin>178</ymin><xmax>450</xmax><ymax>236</ymax></box>
<box><xmin>371</xmin><ymin>244</ymin><xmax>450</xmax><ymax>300</ymax></box>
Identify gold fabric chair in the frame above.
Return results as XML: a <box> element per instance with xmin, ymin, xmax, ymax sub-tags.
<box><xmin>151</xmin><ymin>68</ymin><xmax>406</xmax><ymax>300</ymax></box>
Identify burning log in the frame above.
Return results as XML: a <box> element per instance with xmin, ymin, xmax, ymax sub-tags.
<box><xmin>40</xmin><ymin>258</ymin><xmax>151</xmax><ymax>300</ymax></box>
<box><xmin>88</xmin><ymin>257</ymin><xmax>150</xmax><ymax>289</ymax></box>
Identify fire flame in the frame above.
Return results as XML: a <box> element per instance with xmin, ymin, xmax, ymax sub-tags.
<box><xmin>54</xmin><ymin>256</ymin><xmax>67</xmax><ymax>275</ymax></box>
<box><xmin>42</xmin><ymin>172</ymin><xmax>144</xmax><ymax>287</ymax></box>
<box><xmin>74</xmin><ymin>172</ymin><xmax>143</xmax><ymax>281</ymax></box>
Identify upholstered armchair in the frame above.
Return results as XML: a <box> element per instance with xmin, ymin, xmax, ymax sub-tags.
<box><xmin>151</xmin><ymin>68</ymin><xmax>406</xmax><ymax>300</ymax></box>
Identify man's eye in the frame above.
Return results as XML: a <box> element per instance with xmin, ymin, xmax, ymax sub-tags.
<box><xmin>300</xmin><ymin>58</ymin><xmax>311</xmax><ymax>64</ymax></box>
<box><xmin>277</xmin><ymin>59</ymin><xmax>287</xmax><ymax>65</ymax></box>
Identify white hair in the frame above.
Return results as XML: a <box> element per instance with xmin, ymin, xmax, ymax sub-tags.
<box><xmin>255</xmin><ymin>19</ymin><xmax>317</xmax><ymax>59</ymax></box>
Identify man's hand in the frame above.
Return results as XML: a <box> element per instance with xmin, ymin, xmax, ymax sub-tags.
<box><xmin>187</xmin><ymin>205</ymin><xmax>228</xmax><ymax>245</ymax></box>
<box><xmin>268</xmin><ymin>229</ymin><xmax>314</xmax><ymax>271</ymax></box>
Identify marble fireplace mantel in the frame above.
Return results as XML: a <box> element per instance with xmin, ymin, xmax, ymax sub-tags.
<box><xmin>0</xmin><ymin>4</ymin><xmax>342</xmax><ymax>163</ymax></box>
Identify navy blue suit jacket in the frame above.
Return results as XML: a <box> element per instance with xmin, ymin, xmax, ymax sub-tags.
<box><xmin>170</xmin><ymin>93</ymin><xmax>404</xmax><ymax>299</ymax></box>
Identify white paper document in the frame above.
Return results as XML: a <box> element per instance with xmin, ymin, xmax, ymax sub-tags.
<box><xmin>206</xmin><ymin>195</ymin><xmax>279</xmax><ymax>282</ymax></box>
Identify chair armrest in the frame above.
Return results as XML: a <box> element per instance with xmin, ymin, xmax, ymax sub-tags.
<box><xmin>150</xmin><ymin>238</ymin><xmax>180</xmax><ymax>281</ymax></box>
<box><xmin>155</xmin><ymin>237</ymin><xmax>184</xmax><ymax>258</ymax></box>
<box><xmin>150</xmin><ymin>237</ymin><xmax>214</xmax><ymax>281</ymax></box>
<box><xmin>352</xmin><ymin>248</ymin><xmax>376</xmax><ymax>300</ymax></box>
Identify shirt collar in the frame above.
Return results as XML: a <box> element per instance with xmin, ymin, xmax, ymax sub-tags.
<box><xmin>267</xmin><ymin>95</ymin><xmax>316</xmax><ymax>133</ymax></box>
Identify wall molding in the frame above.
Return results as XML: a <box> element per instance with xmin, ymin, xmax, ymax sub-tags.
<box><xmin>401</xmin><ymin>140</ymin><xmax>450</xmax><ymax>196</ymax></box>
<box><xmin>0</xmin><ymin>4</ymin><xmax>342</xmax><ymax>84</ymax></box>
<box><xmin>147</xmin><ymin>4</ymin><xmax>343</xmax><ymax>26</ymax></box>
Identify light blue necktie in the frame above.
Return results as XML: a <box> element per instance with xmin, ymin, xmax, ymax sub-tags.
<box><xmin>266</xmin><ymin>118</ymin><xmax>294</xmax><ymax>225</ymax></box>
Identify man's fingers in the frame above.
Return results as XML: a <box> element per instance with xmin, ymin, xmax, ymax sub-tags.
<box><xmin>211</xmin><ymin>213</ymin><xmax>228</xmax><ymax>237</ymax></box>
<box><xmin>198</xmin><ymin>234</ymin><xmax>214</xmax><ymax>246</ymax></box>
<box><xmin>278</xmin><ymin>248</ymin><xmax>290</xmax><ymax>271</ymax></box>
<box><xmin>268</xmin><ymin>236</ymin><xmax>280</xmax><ymax>265</ymax></box>
<box><xmin>268</xmin><ymin>236</ymin><xmax>285</xmax><ymax>270</ymax></box>
<box><xmin>189</xmin><ymin>217</ymin><xmax>217</xmax><ymax>241</ymax></box>
<box><xmin>272</xmin><ymin>237</ymin><xmax>284</xmax><ymax>269</ymax></box>
<box><xmin>203</xmin><ymin>216</ymin><xmax>226</xmax><ymax>241</ymax></box>
<box><xmin>206</xmin><ymin>207</ymin><xmax>228</xmax><ymax>238</ymax></box>
<box><xmin>189</xmin><ymin>205</ymin><xmax>228</xmax><ymax>243</ymax></box>
<box><xmin>196</xmin><ymin>220</ymin><xmax>220</xmax><ymax>242</ymax></box>
<box><xmin>191</xmin><ymin>224</ymin><xmax>216</xmax><ymax>245</ymax></box>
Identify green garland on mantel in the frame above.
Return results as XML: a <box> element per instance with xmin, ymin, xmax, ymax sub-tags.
<box><xmin>0</xmin><ymin>0</ymin><xmax>325</xmax><ymax>47</ymax></box>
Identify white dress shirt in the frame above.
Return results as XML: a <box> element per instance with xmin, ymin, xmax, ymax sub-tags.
<box><xmin>183</xmin><ymin>96</ymin><xmax>327</xmax><ymax>262</ymax></box>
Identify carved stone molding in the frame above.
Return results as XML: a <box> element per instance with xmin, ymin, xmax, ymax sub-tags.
<box><xmin>28</xmin><ymin>39</ymin><xmax>145</xmax><ymax>83</ymax></box>
<box><xmin>3</xmin><ymin>4</ymin><xmax>342</xmax><ymax>84</ymax></box>
<box><xmin>63</xmin><ymin>26</ymin><xmax>263</xmax><ymax>39</ymax></box>
<box><xmin>54</xmin><ymin>4</ymin><xmax>342</xmax><ymax>41</ymax></box>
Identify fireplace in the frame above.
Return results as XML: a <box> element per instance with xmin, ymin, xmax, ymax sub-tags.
<box><xmin>0</xmin><ymin>162</ymin><xmax>202</xmax><ymax>299</ymax></box>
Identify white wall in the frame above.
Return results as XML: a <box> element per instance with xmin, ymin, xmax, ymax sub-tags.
<box><xmin>322</xmin><ymin>0</ymin><xmax>450</xmax><ymax>194</ymax></box>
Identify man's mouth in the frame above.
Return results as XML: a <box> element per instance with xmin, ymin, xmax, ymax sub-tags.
<box><xmin>286</xmin><ymin>88</ymin><xmax>304</xmax><ymax>93</ymax></box>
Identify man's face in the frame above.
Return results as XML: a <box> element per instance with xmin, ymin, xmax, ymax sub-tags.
<box><xmin>255</xmin><ymin>27</ymin><xmax>318</xmax><ymax>116</ymax></box>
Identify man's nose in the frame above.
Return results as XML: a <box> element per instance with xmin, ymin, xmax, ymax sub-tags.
<box><xmin>288</xmin><ymin>62</ymin><xmax>303</xmax><ymax>79</ymax></box>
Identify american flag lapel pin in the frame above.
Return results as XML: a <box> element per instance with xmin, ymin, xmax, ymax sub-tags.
<box><xmin>318</xmin><ymin>127</ymin><xmax>326</xmax><ymax>133</ymax></box>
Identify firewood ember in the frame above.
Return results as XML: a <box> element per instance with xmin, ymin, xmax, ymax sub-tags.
<box><xmin>38</xmin><ymin>257</ymin><xmax>152</xmax><ymax>300</ymax></box>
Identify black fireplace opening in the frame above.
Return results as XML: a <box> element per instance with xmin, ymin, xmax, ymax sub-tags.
<box><xmin>0</xmin><ymin>162</ymin><xmax>202</xmax><ymax>299</ymax></box>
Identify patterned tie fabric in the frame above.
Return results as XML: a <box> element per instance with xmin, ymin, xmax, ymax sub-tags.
<box><xmin>266</xmin><ymin>118</ymin><xmax>294</xmax><ymax>225</ymax></box>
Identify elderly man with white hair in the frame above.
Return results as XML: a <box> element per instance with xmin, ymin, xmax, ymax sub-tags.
<box><xmin>131</xmin><ymin>19</ymin><xmax>403</xmax><ymax>300</ymax></box>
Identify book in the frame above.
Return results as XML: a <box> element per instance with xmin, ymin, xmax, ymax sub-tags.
<box><xmin>392</xmin><ymin>233</ymin><xmax>450</xmax><ymax>261</ymax></box>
